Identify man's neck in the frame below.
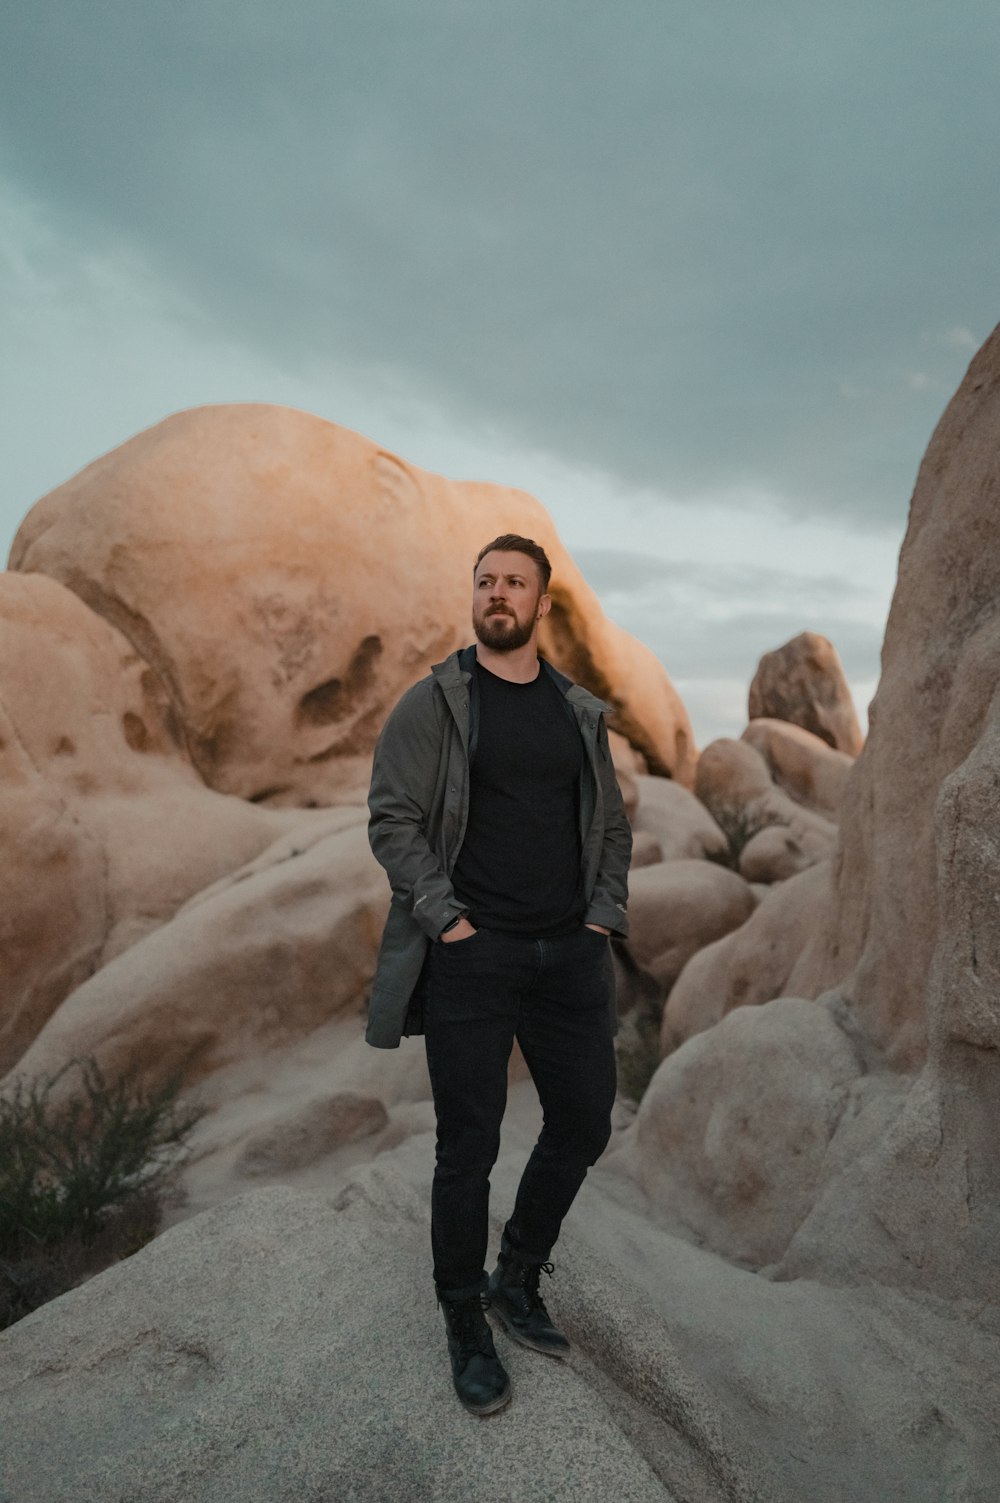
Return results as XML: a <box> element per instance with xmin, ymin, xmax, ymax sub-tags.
<box><xmin>475</xmin><ymin>641</ymin><xmax>541</xmax><ymax>683</ymax></box>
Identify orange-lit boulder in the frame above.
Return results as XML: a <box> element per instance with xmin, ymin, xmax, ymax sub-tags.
<box><xmin>10</xmin><ymin>405</ymin><xmax>697</xmax><ymax>803</ymax></box>
<box><xmin>0</xmin><ymin>572</ymin><xmax>316</xmax><ymax>1074</ymax></box>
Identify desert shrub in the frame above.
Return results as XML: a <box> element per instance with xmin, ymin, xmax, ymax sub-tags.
<box><xmin>705</xmin><ymin>804</ymin><xmax>775</xmax><ymax>869</ymax></box>
<box><xmin>0</xmin><ymin>1058</ymin><xmax>200</xmax><ymax>1329</ymax></box>
<box><xmin>612</xmin><ymin>946</ymin><xmax>669</xmax><ymax>1104</ymax></box>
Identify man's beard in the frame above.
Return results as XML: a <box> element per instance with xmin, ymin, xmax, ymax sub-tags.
<box><xmin>473</xmin><ymin>607</ymin><xmax>536</xmax><ymax>653</ymax></box>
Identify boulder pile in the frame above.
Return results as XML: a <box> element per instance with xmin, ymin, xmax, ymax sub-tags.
<box><xmin>4</xmin><ymin>331</ymin><xmax>1000</xmax><ymax>1497</ymax></box>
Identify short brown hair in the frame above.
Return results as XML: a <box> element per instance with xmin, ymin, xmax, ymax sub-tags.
<box><xmin>474</xmin><ymin>534</ymin><xmax>552</xmax><ymax>592</ymax></box>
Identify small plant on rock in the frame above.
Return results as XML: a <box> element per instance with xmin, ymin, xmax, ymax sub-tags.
<box><xmin>705</xmin><ymin>804</ymin><xmax>774</xmax><ymax>870</ymax></box>
<box><xmin>0</xmin><ymin>1057</ymin><xmax>200</xmax><ymax>1329</ymax></box>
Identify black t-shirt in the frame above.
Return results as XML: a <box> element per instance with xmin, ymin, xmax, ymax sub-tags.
<box><xmin>451</xmin><ymin>660</ymin><xmax>585</xmax><ymax>935</ymax></box>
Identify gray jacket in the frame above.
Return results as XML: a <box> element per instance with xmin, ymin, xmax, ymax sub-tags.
<box><xmin>365</xmin><ymin>645</ymin><xmax>632</xmax><ymax>1048</ymax></box>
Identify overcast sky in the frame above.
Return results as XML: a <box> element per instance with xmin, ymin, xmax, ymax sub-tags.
<box><xmin>2</xmin><ymin>2</ymin><xmax>997</xmax><ymax>744</ymax></box>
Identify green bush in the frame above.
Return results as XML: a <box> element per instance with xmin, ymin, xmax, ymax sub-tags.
<box><xmin>0</xmin><ymin>1058</ymin><xmax>200</xmax><ymax>1329</ymax></box>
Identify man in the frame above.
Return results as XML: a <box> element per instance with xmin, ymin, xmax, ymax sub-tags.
<box><xmin>366</xmin><ymin>533</ymin><xmax>631</xmax><ymax>1416</ymax></box>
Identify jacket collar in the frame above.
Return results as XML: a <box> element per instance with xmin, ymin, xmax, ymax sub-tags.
<box><xmin>431</xmin><ymin>645</ymin><xmax>608</xmax><ymax>715</ymax></box>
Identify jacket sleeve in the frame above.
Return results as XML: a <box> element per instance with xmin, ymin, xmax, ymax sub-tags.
<box><xmin>584</xmin><ymin>715</ymin><xmax>633</xmax><ymax>937</ymax></box>
<box><xmin>367</xmin><ymin>682</ymin><xmax>467</xmax><ymax>942</ymax></box>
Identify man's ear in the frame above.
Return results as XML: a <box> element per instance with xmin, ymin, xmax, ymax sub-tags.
<box><xmin>537</xmin><ymin>592</ymin><xmax>552</xmax><ymax>620</ymax></box>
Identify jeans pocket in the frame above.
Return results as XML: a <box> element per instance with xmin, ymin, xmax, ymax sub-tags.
<box><xmin>441</xmin><ymin>927</ymin><xmax>487</xmax><ymax>948</ymax></box>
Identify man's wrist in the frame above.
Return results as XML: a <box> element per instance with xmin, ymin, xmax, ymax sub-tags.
<box><xmin>439</xmin><ymin>915</ymin><xmax>463</xmax><ymax>938</ymax></box>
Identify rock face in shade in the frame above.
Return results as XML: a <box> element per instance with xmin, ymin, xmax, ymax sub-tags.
<box><xmin>4</xmin><ymin>1159</ymin><xmax>1000</xmax><ymax>1503</ymax></box>
<box><xmin>9</xmin><ymin>404</ymin><xmax>697</xmax><ymax>802</ymax></box>
<box><xmin>792</xmin><ymin>324</ymin><xmax>1000</xmax><ymax>1073</ymax></box>
<box><xmin>635</xmin><ymin>322</ymin><xmax>1000</xmax><ymax>1306</ymax></box>
<box><xmin>777</xmin><ymin>323</ymin><xmax>1000</xmax><ymax>1303</ymax></box>
<box><xmin>748</xmin><ymin>631</ymin><xmax>864</xmax><ymax>756</ymax></box>
<box><xmin>0</xmin><ymin>572</ymin><xmax>318</xmax><ymax>1075</ymax></box>
<box><xmin>0</xmin><ymin>1181</ymin><xmax>692</xmax><ymax>1503</ymax></box>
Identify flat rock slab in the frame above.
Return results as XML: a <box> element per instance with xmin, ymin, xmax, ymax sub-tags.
<box><xmin>0</xmin><ymin>1174</ymin><xmax>699</xmax><ymax>1503</ymax></box>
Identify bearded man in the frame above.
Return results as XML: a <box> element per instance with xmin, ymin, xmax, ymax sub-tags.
<box><xmin>366</xmin><ymin>533</ymin><xmax>631</xmax><ymax>1415</ymax></box>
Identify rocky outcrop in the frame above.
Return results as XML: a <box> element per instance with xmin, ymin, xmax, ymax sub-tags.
<box><xmin>637</xmin><ymin>322</ymin><xmax>1000</xmax><ymax>1308</ymax></box>
<box><xmin>9</xmin><ymin>404</ymin><xmax>697</xmax><ymax>800</ymax></box>
<box><xmin>0</xmin><ymin>572</ymin><xmax>317</xmax><ymax>1074</ymax></box>
<box><xmin>4</xmin><ymin>1143</ymin><xmax>998</xmax><ymax>1503</ymax></box>
<box><xmin>776</xmin><ymin>323</ymin><xmax>1000</xmax><ymax>1302</ymax></box>
<box><xmin>748</xmin><ymin>631</ymin><xmax>863</xmax><ymax>755</ymax></box>
<box><xmin>0</xmin><ymin>1173</ymin><xmax>774</xmax><ymax>1503</ymax></box>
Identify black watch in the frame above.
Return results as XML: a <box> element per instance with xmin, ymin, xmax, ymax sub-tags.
<box><xmin>439</xmin><ymin>916</ymin><xmax>463</xmax><ymax>937</ymax></box>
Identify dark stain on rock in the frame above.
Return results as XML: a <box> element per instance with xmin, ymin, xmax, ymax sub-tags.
<box><xmin>297</xmin><ymin>635</ymin><xmax>383</xmax><ymax>728</ymax></box>
<box><xmin>122</xmin><ymin>712</ymin><xmax>149</xmax><ymax>751</ymax></box>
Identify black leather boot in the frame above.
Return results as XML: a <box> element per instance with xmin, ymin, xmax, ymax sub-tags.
<box><xmin>437</xmin><ymin>1289</ymin><xmax>512</xmax><ymax>1415</ymax></box>
<box><xmin>486</xmin><ymin>1235</ymin><xmax>571</xmax><ymax>1358</ymax></box>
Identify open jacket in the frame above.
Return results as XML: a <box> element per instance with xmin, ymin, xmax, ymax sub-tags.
<box><xmin>365</xmin><ymin>645</ymin><xmax>632</xmax><ymax>1048</ymax></box>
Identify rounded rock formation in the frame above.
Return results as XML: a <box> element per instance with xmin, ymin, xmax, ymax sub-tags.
<box><xmin>626</xmin><ymin>859</ymin><xmax>756</xmax><ymax>991</ymax></box>
<box><xmin>631</xmin><ymin>774</ymin><xmax>728</xmax><ymax>863</ymax></box>
<box><xmin>636</xmin><ymin>997</ymin><xmax>862</xmax><ymax>1266</ymax></box>
<box><xmin>0</xmin><ymin>572</ymin><xmax>317</xmax><ymax>1073</ymax></box>
<box><xmin>694</xmin><ymin>737</ymin><xmax>837</xmax><ymax>877</ymax></box>
<box><xmin>748</xmin><ymin>631</ymin><xmax>863</xmax><ymax>755</ymax></box>
<box><xmin>741</xmin><ymin>717</ymin><xmax>854</xmax><ymax>821</ymax></box>
<box><xmin>660</xmin><ymin>861</ymin><xmax>833</xmax><ymax>1055</ymax></box>
<box><xmin>9</xmin><ymin>405</ymin><xmax>697</xmax><ymax>803</ymax></box>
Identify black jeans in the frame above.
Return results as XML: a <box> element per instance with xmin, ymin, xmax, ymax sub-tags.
<box><xmin>424</xmin><ymin>924</ymin><xmax>617</xmax><ymax>1297</ymax></box>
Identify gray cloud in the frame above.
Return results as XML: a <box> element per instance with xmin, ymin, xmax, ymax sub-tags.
<box><xmin>572</xmin><ymin>548</ymin><xmax>885</xmax><ymax>713</ymax></box>
<box><xmin>2</xmin><ymin>0</ymin><xmax>997</xmax><ymax>533</ymax></box>
<box><xmin>572</xmin><ymin>548</ymin><xmax>871</xmax><ymax>609</ymax></box>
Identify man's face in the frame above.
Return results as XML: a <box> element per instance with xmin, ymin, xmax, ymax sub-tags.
<box><xmin>472</xmin><ymin>550</ymin><xmax>550</xmax><ymax>652</ymax></box>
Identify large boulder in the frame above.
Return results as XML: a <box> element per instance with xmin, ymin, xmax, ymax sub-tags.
<box><xmin>3</xmin><ymin>813</ymin><xmax>386</xmax><ymax>1096</ymax></box>
<box><xmin>660</xmin><ymin>862</ymin><xmax>833</xmax><ymax>1054</ymax></box>
<box><xmin>631</xmin><ymin>774</ymin><xmax>728</xmax><ymax>862</ymax></box>
<box><xmin>644</xmin><ymin>322</ymin><xmax>1000</xmax><ymax>1307</ymax></box>
<box><xmin>748</xmin><ymin>631</ymin><xmax>863</xmax><ymax>755</ymax></box>
<box><xmin>635</xmin><ymin>998</ymin><xmax>863</xmax><ymax>1265</ymax></box>
<box><xmin>0</xmin><ymin>572</ymin><xmax>315</xmax><ymax>1074</ymax></box>
<box><xmin>777</xmin><ymin>330</ymin><xmax>1000</xmax><ymax>1300</ymax></box>
<box><xmin>625</xmin><ymin>859</ymin><xmax>756</xmax><ymax>991</ymax></box>
<box><xmin>9</xmin><ymin>404</ymin><xmax>697</xmax><ymax>802</ymax></box>
<box><xmin>4</xmin><ymin>1156</ymin><xmax>999</xmax><ymax>1503</ymax></box>
<box><xmin>793</xmin><ymin>322</ymin><xmax>1000</xmax><ymax>1073</ymax></box>
<box><xmin>0</xmin><ymin>1180</ymin><xmax>687</xmax><ymax>1503</ymax></box>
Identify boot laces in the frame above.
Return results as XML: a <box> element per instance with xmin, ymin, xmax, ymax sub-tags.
<box><xmin>441</xmin><ymin>1292</ymin><xmax>493</xmax><ymax>1358</ymax></box>
<box><xmin>512</xmin><ymin>1258</ymin><xmax>554</xmax><ymax>1317</ymax></box>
